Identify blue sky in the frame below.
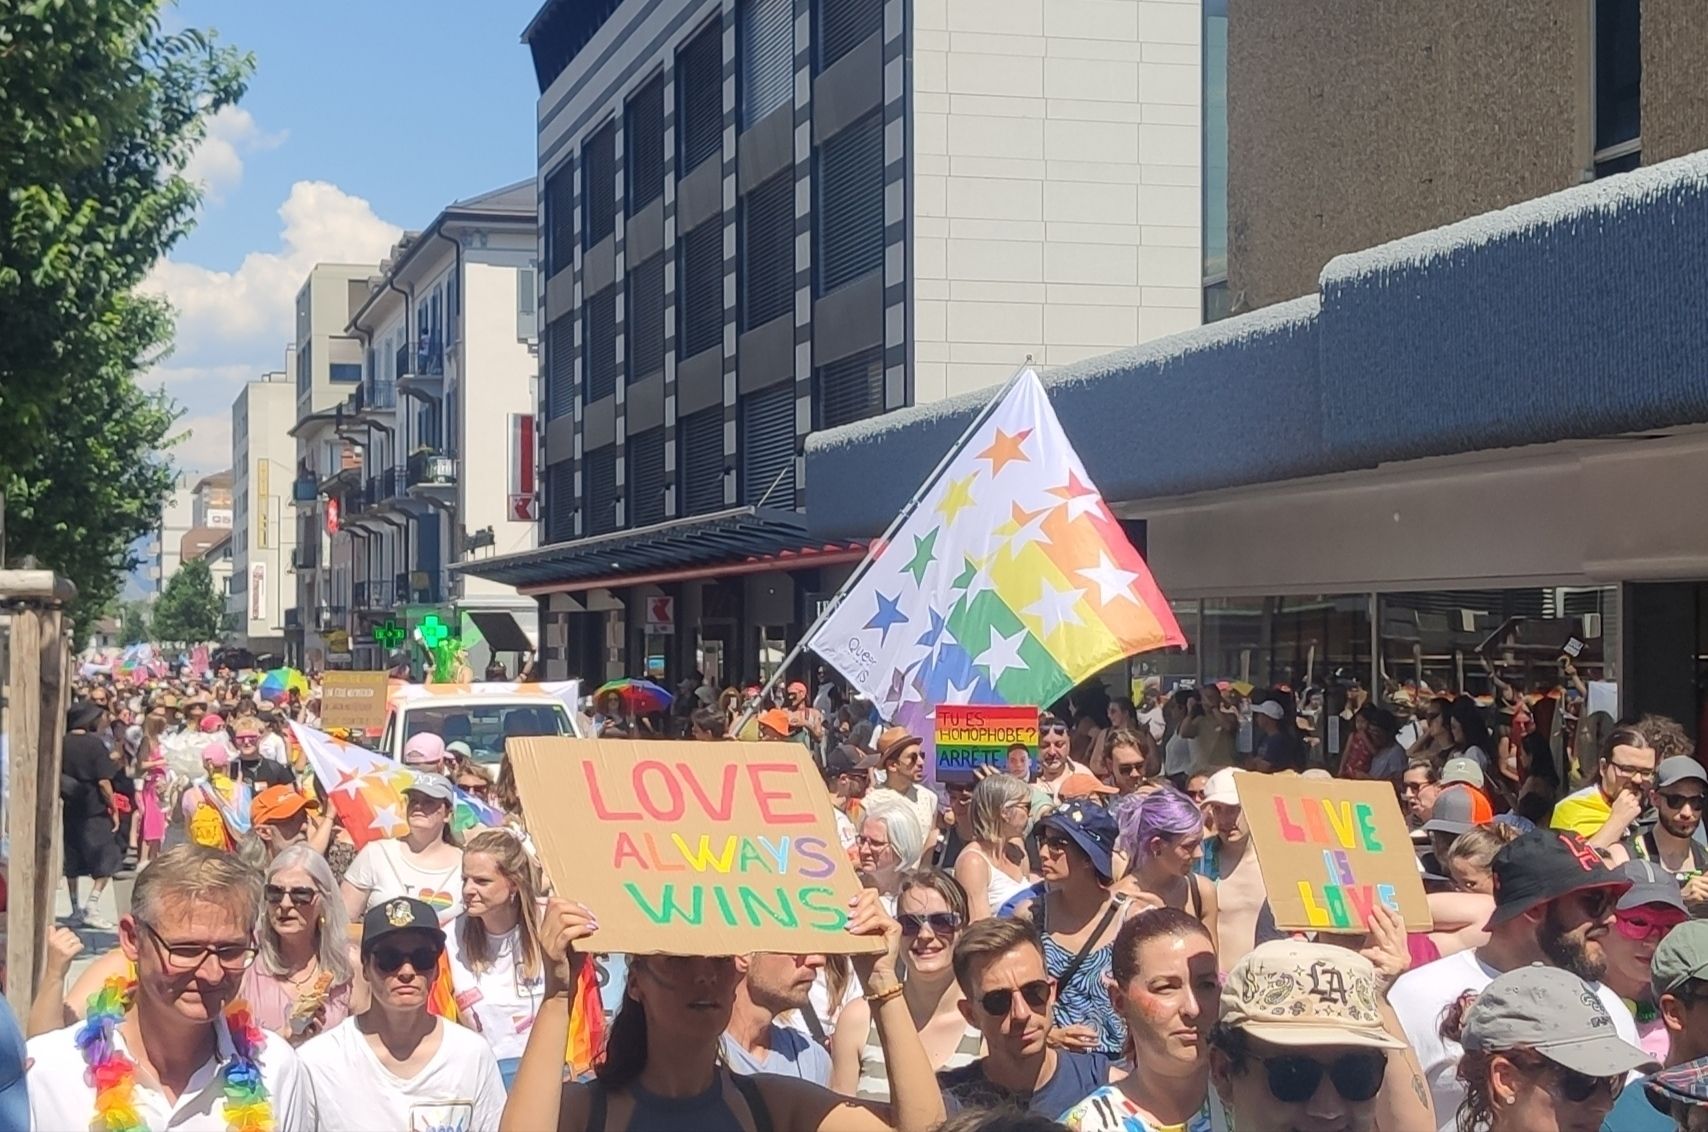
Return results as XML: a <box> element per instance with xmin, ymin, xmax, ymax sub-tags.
<box><xmin>147</xmin><ymin>0</ymin><xmax>544</xmax><ymax>471</ymax></box>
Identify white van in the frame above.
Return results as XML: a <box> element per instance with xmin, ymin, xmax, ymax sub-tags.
<box><xmin>378</xmin><ymin>680</ymin><xmax>586</xmax><ymax>769</ymax></box>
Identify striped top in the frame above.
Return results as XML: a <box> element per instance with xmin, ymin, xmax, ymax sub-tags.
<box><xmin>855</xmin><ymin>1013</ymin><xmax>983</xmax><ymax>1102</ymax></box>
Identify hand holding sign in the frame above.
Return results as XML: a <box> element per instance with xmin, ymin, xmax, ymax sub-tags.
<box><xmin>540</xmin><ymin>898</ymin><xmax>598</xmax><ymax>995</ymax></box>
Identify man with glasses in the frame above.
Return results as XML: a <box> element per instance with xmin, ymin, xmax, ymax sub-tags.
<box><xmin>1626</xmin><ymin>756</ymin><xmax>1708</xmax><ymax>911</ymax></box>
<box><xmin>26</xmin><ymin>845</ymin><xmax>315</xmax><ymax>1130</ymax></box>
<box><xmin>1106</xmin><ymin>730</ymin><xmax>1151</xmax><ymax>797</ymax></box>
<box><xmin>1612</xmin><ymin>922</ymin><xmax>1708</xmax><ymax>1131</ymax></box>
<box><xmin>230</xmin><ymin>716</ymin><xmax>294</xmax><ymax>789</ymax></box>
<box><xmin>1035</xmin><ymin>714</ymin><xmax>1092</xmax><ymax>804</ymax></box>
<box><xmin>939</xmin><ymin>917</ymin><xmax>1109</xmax><ymax>1116</ymax></box>
<box><xmin>1390</xmin><ymin>828</ymin><xmax>1642</xmax><ymax>1132</ymax></box>
<box><xmin>299</xmin><ymin>896</ymin><xmax>505</xmax><ymax>1129</ymax></box>
<box><xmin>870</xmin><ymin>726</ymin><xmax>942</xmax><ymax>860</ymax></box>
<box><xmin>1551</xmin><ymin>725</ymin><xmax>1658</xmax><ymax>846</ymax></box>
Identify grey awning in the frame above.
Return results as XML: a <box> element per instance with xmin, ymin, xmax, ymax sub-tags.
<box><xmin>466</xmin><ymin>610</ymin><xmax>535</xmax><ymax>653</ymax></box>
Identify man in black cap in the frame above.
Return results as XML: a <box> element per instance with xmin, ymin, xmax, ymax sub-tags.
<box><xmin>1390</xmin><ymin>828</ymin><xmax>1643</xmax><ymax>1132</ymax></box>
<box><xmin>1626</xmin><ymin>754</ymin><xmax>1708</xmax><ymax>913</ymax></box>
<box><xmin>824</xmin><ymin>743</ymin><xmax>879</xmax><ymax>854</ymax></box>
<box><xmin>298</xmin><ymin>896</ymin><xmax>504</xmax><ymax>1128</ymax></box>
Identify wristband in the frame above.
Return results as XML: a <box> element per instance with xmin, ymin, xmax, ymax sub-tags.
<box><xmin>865</xmin><ymin>981</ymin><xmax>905</xmax><ymax>1007</ymax></box>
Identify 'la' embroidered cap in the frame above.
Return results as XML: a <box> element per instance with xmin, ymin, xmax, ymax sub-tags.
<box><xmin>1485</xmin><ymin>829</ymin><xmax>1631</xmax><ymax>927</ymax></box>
<box><xmin>1461</xmin><ymin>965</ymin><xmax>1657</xmax><ymax>1077</ymax></box>
<box><xmin>1219</xmin><ymin>940</ymin><xmax>1406</xmax><ymax>1050</ymax></box>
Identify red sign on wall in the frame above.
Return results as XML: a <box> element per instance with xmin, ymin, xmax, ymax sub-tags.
<box><xmin>325</xmin><ymin>497</ymin><xmax>341</xmax><ymax>535</ymax></box>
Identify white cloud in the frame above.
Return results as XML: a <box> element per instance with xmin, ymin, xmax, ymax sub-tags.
<box><xmin>181</xmin><ymin>106</ymin><xmax>286</xmax><ymax>202</ymax></box>
<box><xmin>168</xmin><ymin>411</ymin><xmax>237</xmax><ymax>475</ymax></box>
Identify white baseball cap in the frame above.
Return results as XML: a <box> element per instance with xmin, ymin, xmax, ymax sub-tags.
<box><xmin>1202</xmin><ymin>767</ymin><xmax>1241</xmax><ymax>806</ymax></box>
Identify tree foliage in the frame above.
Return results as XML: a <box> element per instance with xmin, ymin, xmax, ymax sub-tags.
<box><xmin>0</xmin><ymin>0</ymin><xmax>253</xmax><ymax>633</ymax></box>
<box><xmin>151</xmin><ymin>557</ymin><xmax>222</xmax><ymax>645</ymax></box>
<box><xmin>118</xmin><ymin>598</ymin><xmax>150</xmax><ymax>645</ymax></box>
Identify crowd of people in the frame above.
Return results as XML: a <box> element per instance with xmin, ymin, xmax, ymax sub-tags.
<box><xmin>12</xmin><ymin>660</ymin><xmax>1708</xmax><ymax>1132</ymax></box>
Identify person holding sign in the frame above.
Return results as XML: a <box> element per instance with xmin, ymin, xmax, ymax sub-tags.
<box><xmin>499</xmin><ymin>889</ymin><xmax>947</xmax><ymax>1132</ymax></box>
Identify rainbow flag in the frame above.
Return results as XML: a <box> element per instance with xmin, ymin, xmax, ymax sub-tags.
<box><xmin>808</xmin><ymin>369</ymin><xmax>1184</xmax><ymax>755</ymax></box>
<box><xmin>291</xmin><ymin>722</ymin><xmax>414</xmax><ymax>850</ymax></box>
<box><xmin>451</xmin><ymin>787</ymin><xmax>505</xmax><ymax>837</ymax></box>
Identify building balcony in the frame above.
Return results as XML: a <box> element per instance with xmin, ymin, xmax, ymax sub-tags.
<box><xmin>292</xmin><ymin>474</ymin><xmax>319</xmax><ymax>503</ymax></box>
<box><xmin>407</xmin><ymin>450</ymin><xmax>457</xmax><ymax>495</ymax></box>
<box><xmin>291</xmin><ymin>545</ymin><xmax>319</xmax><ymax>571</ymax></box>
<box><xmin>284</xmin><ymin>608</ymin><xmax>302</xmax><ymax>630</ymax></box>
<box><xmin>352</xmin><ymin>579</ymin><xmax>395</xmax><ymax>615</ymax></box>
<box><xmin>395</xmin><ymin>570</ymin><xmax>443</xmax><ymax>606</ymax></box>
<box><xmin>397</xmin><ymin>336</ymin><xmax>445</xmax><ymax>398</ymax></box>
<box><xmin>355</xmin><ymin>378</ymin><xmax>397</xmax><ymax>419</ymax></box>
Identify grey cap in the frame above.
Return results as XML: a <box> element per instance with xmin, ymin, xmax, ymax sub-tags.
<box><xmin>1618</xmin><ymin>859</ymin><xmax>1687</xmax><ymax>914</ymax></box>
<box><xmin>1462</xmin><ymin>965</ymin><xmax>1658</xmax><ymax>1077</ymax></box>
<box><xmin>403</xmin><ymin>771</ymin><xmax>454</xmax><ymax>801</ymax></box>
<box><xmin>1652</xmin><ymin>921</ymin><xmax>1708</xmax><ymax>998</ymax></box>
<box><xmin>1441</xmin><ymin>756</ymin><xmax>1486</xmax><ymax>789</ymax></box>
<box><xmin>1422</xmin><ymin>784</ymin><xmax>1486</xmax><ymax>836</ymax></box>
<box><xmin>1656</xmin><ymin>756</ymin><xmax>1708</xmax><ymax>790</ymax></box>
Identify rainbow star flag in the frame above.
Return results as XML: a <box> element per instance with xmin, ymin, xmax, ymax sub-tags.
<box><xmin>290</xmin><ymin>722</ymin><xmax>416</xmax><ymax>850</ymax></box>
<box><xmin>807</xmin><ymin>368</ymin><xmax>1184</xmax><ymax>763</ymax></box>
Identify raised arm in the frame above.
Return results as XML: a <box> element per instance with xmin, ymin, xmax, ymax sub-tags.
<box><xmin>500</xmin><ymin>898</ymin><xmax>598</xmax><ymax>1132</ymax></box>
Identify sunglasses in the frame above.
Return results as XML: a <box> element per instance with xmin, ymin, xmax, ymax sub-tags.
<box><xmin>1660</xmin><ymin>791</ymin><xmax>1705</xmax><ymax>812</ymax></box>
<box><xmin>1040</xmin><ymin>723</ymin><xmax>1069</xmax><ymax>736</ymax></box>
<box><xmin>1255</xmin><ymin>1052</ymin><xmax>1387</xmax><ymax>1104</ymax></box>
<box><xmin>979</xmin><ymin>978</ymin><xmax>1051</xmax><ymax>1016</ymax></box>
<box><xmin>1613</xmin><ymin>910</ymin><xmax>1686</xmax><ymax>942</ymax></box>
<box><xmin>1114</xmin><ymin>762</ymin><xmax>1146</xmax><ymax>777</ymax></box>
<box><xmin>898</xmin><ymin>911</ymin><xmax>963</xmax><ymax>937</ymax></box>
<box><xmin>264</xmin><ymin>885</ymin><xmax>319</xmax><ymax>906</ymax></box>
<box><xmin>371</xmin><ymin>945</ymin><xmax>443</xmax><ymax>975</ymax></box>
<box><xmin>1551</xmin><ymin>1066</ymin><xmax>1624</xmax><ymax>1103</ymax></box>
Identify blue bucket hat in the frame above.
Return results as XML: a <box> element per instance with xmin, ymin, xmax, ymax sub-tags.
<box><xmin>1041</xmin><ymin>800</ymin><xmax>1119</xmax><ymax>881</ymax></box>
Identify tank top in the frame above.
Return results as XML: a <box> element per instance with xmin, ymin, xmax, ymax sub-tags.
<box><xmin>968</xmin><ymin>843</ymin><xmax>1032</xmax><ymax>912</ymax></box>
<box><xmin>1038</xmin><ymin>898</ymin><xmax>1128</xmax><ymax>1057</ymax></box>
<box><xmin>587</xmin><ymin>1072</ymin><xmax>772</xmax><ymax>1132</ymax></box>
<box><xmin>854</xmin><ymin>1012</ymin><xmax>982</xmax><ymax>1102</ymax></box>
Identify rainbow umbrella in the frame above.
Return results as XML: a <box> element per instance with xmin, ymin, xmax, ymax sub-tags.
<box><xmin>594</xmin><ymin>677</ymin><xmax>673</xmax><ymax>715</ymax></box>
<box><xmin>258</xmin><ymin>666</ymin><xmax>310</xmax><ymax>704</ymax></box>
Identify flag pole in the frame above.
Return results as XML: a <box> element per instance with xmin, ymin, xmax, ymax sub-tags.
<box><xmin>734</xmin><ymin>358</ymin><xmax>1039</xmax><ymax>737</ymax></box>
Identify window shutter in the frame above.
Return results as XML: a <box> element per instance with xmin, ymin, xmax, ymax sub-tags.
<box><xmin>546</xmin><ymin>314</ymin><xmax>575</xmax><ymax>419</ymax></box>
<box><xmin>679</xmin><ymin>408</ymin><xmax>725</xmax><ymax>516</ymax></box>
<box><xmin>626</xmin><ymin>76</ymin><xmax>665</xmax><ymax>214</ymax></box>
<box><xmin>741</xmin><ymin>171</ymin><xmax>794</xmax><ymax>330</ymax></box>
<box><xmin>817</xmin><ymin>0</ymin><xmax>882</xmax><ymax>73</ymax></box>
<box><xmin>515</xmin><ymin>268</ymin><xmax>537</xmax><ymax>342</ymax></box>
<box><xmin>677</xmin><ymin>22</ymin><xmax>723</xmax><ymax>174</ymax></box>
<box><xmin>545</xmin><ymin>161</ymin><xmax>575</xmax><ymax>276</ymax></box>
<box><xmin>583</xmin><ymin>287</ymin><xmax>617</xmax><ymax>402</ymax></box>
<box><xmin>582</xmin><ymin>123</ymin><xmax>616</xmax><ymax>248</ymax></box>
<box><xmin>627</xmin><ymin>255</ymin><xmax>665</xmax><ymax>383</ymax></box>
<box><xmin>546</xmin><ymin>459</ymin><xmax>576</xmax><ymax>542</ymax></box>
<box><xmin>629</xmin><ymin>428</ymin><xmax>667</xmax><ymax>527</ymax></box>
<box><xmin>678</xmin><ymin>220</ymin><xmax>723</xmax><ymax>359</ymax></box>
<box><xmin>583</xmin><ymin>446</ymin><xmax>619</xmax><ymax>535</ymax></box>
<box><xmin>740</xmin><ymin>384</ymin><xmax>796</xmax><ymax>507</ymax></box>
<box><xmin>815</xmin><ymin>111</ymin><xmax>885</xmax><ymax>295</ymax></box>
<box><xmin>815</xmin><ymin>345</ymin><xmax>884</xmax><ymax>429</ymax></box>
<box><xmin>741</xmin><ymin>0</ymin><xmax>793</xmax><ymax>126</ymax></box>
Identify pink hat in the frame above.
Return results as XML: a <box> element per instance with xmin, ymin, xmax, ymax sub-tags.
<box><xmin>402</xmin><ymin>732</ymin><xmax>447</xmax><ymax>765</ymax></box>
<box><xmin>202</xmin><ymin>741</ymin><xmax>232</xmax><ymax>768</ymax></box>
<box><xmin>198</xmin><ymin>713</ymin><xmax>225</xmax><ymax>734</ymax></box>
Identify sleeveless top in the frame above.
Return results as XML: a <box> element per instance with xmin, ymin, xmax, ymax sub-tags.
<box><xmin>587</xmin><ymin>1072</ymin><xmax>772</xmax><ymax>1132</ymax></box>
<box><xmin>1038</xmin><ymin>898</ymin><xmax>1128</xmax><ymax>1057</ymax></box>
<box><xmin>967</xmin><ymin>843</ymin><xmax>1032</xmax><ymax>912</ymax></box>
<box><xmin>854</xmin><ymin>1011</ymin><xmax>982</xmax><ymax>1102</ymax></box>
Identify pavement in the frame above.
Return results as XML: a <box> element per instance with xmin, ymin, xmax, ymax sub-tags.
<box><xmin>55</xmin><ymin>865</ymin><xmax>129</xmax><ymax>988</ymax></box>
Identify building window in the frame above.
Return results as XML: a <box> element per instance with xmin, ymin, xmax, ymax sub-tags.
<box><xmin>1202</xmin><ymin>0</ymin><xmax>1229</xmax><ymax>321</ymax></box>
<box><xmin>678</xmin><ymin>407</ymin><xmax>725</xmax><ymax>516</ymax></box>
<box><xmin>741</xmin><ymin>171</ymin><xmax>795</xmax><ymax>330</ymax></box>
<box><xmin>817</xmin><ymin>0</ymin><xmax>882</xmax><ymax>74</ymax></box>
<box><xmin>678</xmin><ymin>219</ymin><xmax>723</xmax><ymax>359</ymax></box>
<box><xmin>296</xmin><ymin>342</ymin><xmax>312</xmax><ymax>396</ymax></box>
<box><xmin>627</xmin><ymin>255</ymin><xmax>665</xmax><ymax>383</ymax></box>
<box><xmin>516</xmin><ymin>267</ymin><xmax>537</xmax><ymax>342</ymax></box>
<box><xmin>629</xmin><ymin>427</ymin><xmax>667</xmax><ymax>527</ymax></box>
<box><xmin>626</xmin><ymin>75</ymin><xmax>666</xmax><ymax>215</ymax></box>
<box><xmin>814</xmin><ymin>111</ymin><xmax>885</xmax><ymax>296</ymax></box>
<box><xmin>545</xmin><ymin>458</ymin><xmax>576</xmax><ymax>542</ymax></box>
<box><xmin>583</xmin><ymin>287</ymin><xmax>618</xmax><ymax>402</ymax></box>
<box><xmin>1593</xmin><ymin>0</ymin><xmax>1641</xmax><ymax>177</ymax></box>
<box><xmin>545</xmin><ymin>314</ymin><xmax>575</xmax><ymax>420</ymax></box>
<box><xmin>677</xmin><ymin>21</ymin><xmax>723</xmax><ymax>175</ymax></box>
<box><xmin>582</xmin><ymin>122</ymin><xmax>616</xmax><ymax>249</ymax></box>
<box><xmin>329</xmin><ymin>362</ymin><xmax>361</xmax><ymax>384</ymax></box>
<box><xmin>740</xmin><ymin>383</ymin><xmax>795</xmax><ymax>507</ymax></box>
<box><xmin>741</xmin><ymin>0</ymin><xmax>793</xmax><ymax>127</ymax></box>
<box><xmin>814</xmin><ymin>346</ymin><xmax>883</xmax><ymax>430</ymax></box>
<box><xmin>545</xmin><ymin>160</ymin><xmax>575</xmax><ymax>276</ymax></box>
<box><xmin>582</xmin><ymin>445</ymin><xmax>619</xmax><ymax>535</ymax></box>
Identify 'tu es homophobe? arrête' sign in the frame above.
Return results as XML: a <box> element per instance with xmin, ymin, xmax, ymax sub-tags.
<box><xmin>506</xmin><ymin>737</ymin><xmax>881</xmax><ymax>956</ymax></box>
<box><xmin>934</xmin><ymin>704</ymin><xmax>1039</xmax><ymax>778</ymax></box>
<box><xmin>1236</xmin><ymin>772</ymin><xmax>1431</xmax><ymax>933</ymax></box>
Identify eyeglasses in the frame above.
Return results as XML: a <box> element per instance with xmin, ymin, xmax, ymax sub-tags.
<box><xmin>978</xmin><ymin>979</ymin><xmax>1051</xmax><ymax>1016</ymax></box>
<box><xmin>1614</xmin><ymin>910</ymin><xmax>1686</xmax><ymax>943</ymax></box>
<box><xmin>264</xmin><ymin>885</ymin><xmax>319</xmax><ymax>907</ymax></box>
<box><xmin>855</xmin><ymin>835</ymin><xmax>892</xmax><ymax>853</ymax></box>
<box><xmin>1550</xmin><ymin>1066</ymin><xmax>1625</xmax><ymax>1103</ymax></box>
<box><xmin>1040</xmin><ymin>723</ymin><xmax>1069</xmax><ymax>737</ymax></box>
<box><xmin>898</xmin><ymin>912</ymin><xmax>963</xmax><ymax>937</ymax></box>
<box><xmin>1254</xmin><ymin>1052</ymin><xmax>1387</xmax><ymax>1104</ymax></box>
<box><xmin>1185</xmin><ymin>788</ymin><xmax>1207</xmax><ymax>800</ymax></box>
<box><xmin>371</xmin><ymin>945</ymin><xmax>443</xmax><ymax>975</ymax></box>
<box><xmin>1607</xmin><ymin>760</ymin><xmax>1655</xmax><ymax>779</ymax></box>
<box><xmin>458</xmin><ymin>781</ymin><xmax>490</xmax><ymax>796</ymax></box>
<box><xmin>1660</xmin><ymin>791</ymin><xmax>1706</xmax><ymax>812</ymax></box>
<box><xmin>139</xmin><ymin>921</ymin><xmax>257</xmax><ymax>973</ymax></box>
<box><xmin>1114</xmin><ymin>762</ymin><xmax>1145</xmax><ymax>777</ymax></box>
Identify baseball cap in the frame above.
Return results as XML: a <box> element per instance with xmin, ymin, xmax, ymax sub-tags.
<box><xmin>1040</xmin><ymin>800</ymin><xmax>1118</xmax><ymax>880</ymax></box>
<box><xmin>197</xmin><ymin>713</ymin><xmax>225</xmax><ymax>734</ymax></box>
<box><xmin>1251</xmin><ymin>701</ymin><xmax>1285</xmax><ymax>721</ymax></box>
<box><xmin>1202</xmin><ymin>767</ymin><xmax>1241</xmax><ymax>806</ymax></box>
<box><xmin>1656</xmin><ymin>756</ymin><xmax>1708</xmax><ymax>790</ymax></box>
<box><xmin>403</xmin><ymin>772</ymin><xmax>454</xmax><ymax>801</ymax></box>
<box><xmin>1461</xmin><ymin>965</ymin><xmax>1657</xmax><ymax>1076</ymax></box>
<box><xmin>1618</xmin><ymin>859</ymin><xmax>1686</xmax><ymax>914</ymax></box>
<box><xmin>1220</xmin><ymin>941</ymin><xmax>1406</xmax><ymax>1051</ymax></box>
<box><xmin>824</xmin><ymin>744</ymin><xmax>880</xmax><ymax>778</ymax></box>
<box><xmin>250</xmin><ymin>785</ymin><xmax>314</xmax><ymax>827</ymax></box>
<box><xmin>1057</xmin><ymin>772</ymin><xmax>1118</xmax><ymax>799</ymax></box>
<box><xmin>787</xmin><ymin>680</ymin><xmax>808</xmax><ymax>698</ymax></box>
<box><xmin>1422</xmin><ymin>783</ymin><xmax>1495</xmax><ymax>836</ymax></box>
<box><xmin>402</xmin><ymin>733</ymin><xmax>447</xmax><ymax>765</ymax></box>
<box><xmin>1485</xmin><ymin>829</ymin><xmax>1631</xmax><ymax>927</ymax></box>
<box><xmin>202</xmin><ymin>740</ymin><xmax>232</xmax><ymax>768</ymax></box>
<box><xmin>756</xmin><ymin>708</ymin><xmax>793</xmax><ymax>737</ymax></box>
<box><xmin>445</xmin><ymin>740</ymin><xmax>472</xmax><ymax>762</ymax></box>
<box><xmin>360</xmin><ymin>896</ymin><xmax>445</xmax><ymax>958</ymax></box>
<box><xmin>1651</xmin><ymin>921</ymin><xmax>1708</xmax><ymax>997</ymax></box>
<box><xmin>1441</xmin><ymin>757</ymin><xmax>1486</xmax><ymax>789</ymax></box>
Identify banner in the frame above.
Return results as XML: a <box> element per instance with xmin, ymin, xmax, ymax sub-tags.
<box><xmin>1235</xmin><ymin>772</ymin><xmax>1431</xmax><ymax>932</ymax></box>
<box><xmin>506</xmin><ymin>737</ymin><xmax>882</xmax><ymax>957</ymax></box>
<box><xmin>320</xmin><ymin>671</ymin><xmax>391</xmax><ymax>732</ymax></box>
<box><xmin>934</xmin><ymin>704</ymin><xmax>1038</xmax><ymax>778</ymax></box>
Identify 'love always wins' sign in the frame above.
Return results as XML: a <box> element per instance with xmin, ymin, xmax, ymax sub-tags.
<box><xmin>506</xmin><ymin>737</ymin><xmax>882</xmax><ymax>956</ymax></box>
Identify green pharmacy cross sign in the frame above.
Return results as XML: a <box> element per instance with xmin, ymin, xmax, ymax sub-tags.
<box><xmin>417</xmin><ymin>613</ymin><xmax>451</xmax><ymax>649</ymax></box>
<box><xmin>374</xmin><ymin>620</ymin><xmax>406</xmax><ymax>649</ymax></box>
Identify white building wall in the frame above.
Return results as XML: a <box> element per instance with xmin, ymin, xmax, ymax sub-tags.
<box><xmin>230</xmin><ymin>377</ymin><xmax>298</xmax><ymax>644</ymax></box>
<box><xmin>153</xmin><ymin>474</ymin><xmax>196</xmax><ymax>597</ymax></box>
<box><xmin>912</xmin><ymin>0</ymin><xmax>1203</xmax><ymax>400</ymax></box>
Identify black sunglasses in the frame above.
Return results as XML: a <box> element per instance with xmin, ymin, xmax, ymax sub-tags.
<box><xmin>1660</xmin><ymin>791</ymin><xmax>1705</xmax><ymax>811</ymax></box>
<box><xmin>371</xmin><ymin>945</ymin><xmax>442</xmax><ymax>975</ymax></box>
<box><xmin>264</xmin><ymin>885</ymin><xmax>319</xmax><ymax>906</ymax></box>
<box><xmin>1040</xmin><ymin>723</ymin><xmax>1069</xmax><ymax>736</ymax></box>
<box><xmin>979</xmin><ymin>978</ymin><xmax>1051</xmax><ymax>1016</ymax></box>
<box><xmin>1552</xmin><ymin>1066</ymin><xmax>1624</xmax><ymax>1103</ymax></box>
<box><xmin>898</xmin><ymin>911</ymin><xmax>963</xmax><ymax>937</ymax></box>
<box><xmin>1255</xmin><ymin>1052</ymin><xmax>1387</xmax><ymax>1103</ymax></box>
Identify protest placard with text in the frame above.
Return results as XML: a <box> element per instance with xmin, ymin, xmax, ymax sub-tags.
<box><xmin>506</xmin><ymin>737</ymin><xmax>882</xmax><ymax>956</ymax></box>
<box><xmin>319</xmin><ymin>671</ymin><xmax>390</xmax><ymax>732</ymax></box>
<box><xmin>934</xmin><ymin>704</ymin><xmax>1038</xmax><ymax>779</ymax></box>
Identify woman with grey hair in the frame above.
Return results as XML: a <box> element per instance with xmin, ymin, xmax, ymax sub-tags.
<box><xmin>856</xmin><ymin>799</ymin><xmax>927</xmax><ymax>912</ymax></box>
<box><xmin>240</xmin><ymin>844</ymin><xmax>364</xmax><ymax>1043</ymax></box>
<box><xmin>953</xmin><ymin>774</ymin><xmax>1036</xmax><ymax>922</ymax></box>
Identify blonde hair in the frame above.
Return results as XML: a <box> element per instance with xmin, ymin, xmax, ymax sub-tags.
<box><xmin>969</xmin><ymin>774</ymin><xmax>1030</xmax><ymax>843</ymax></box>
<box><xmin>133</xmin><ymin>843</ymin><xmax>263</xmax><ymax>928</ymax></box>
<box><xmin>457</xmin><ymin>829</ymin><xmax>543</xmax><ymax>982</ymax></box>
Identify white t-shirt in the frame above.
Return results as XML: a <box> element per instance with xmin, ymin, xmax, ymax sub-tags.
<box><xmin>343</xmin><ymin>839</ymin><xmax>464</xmax><ymax>922</ymax></box>
<box><xmin>442</xmin><ymin>920</ymin><xmax>546</xmax><ymax>1062</ymax></box>
<box><xmin>259</xmin><ymin>733</ymin><xmax>288</xmax><ymax>764</ymax></box>
<box><xmin>298</xmin><ymin>1015</ymin><xmax>506</xmax><ymax>1132</ymax></box>
<box><xmin>27</xmin><ymin>1015</ymin><xmax>314</xmax><ymax>1132</ymax></box>
<box><xmin>1389</xmin><ymin>948</ymin><xmax>1639</xmax><ymax>1132</ymax></box>
<box><xmin>1163</xmin><ymin>733</ymin><xmax>1195</xmax><ymax>777</ymax></box>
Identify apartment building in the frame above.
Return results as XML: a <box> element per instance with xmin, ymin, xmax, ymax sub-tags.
<box><xmin>229</xmin><ymin>372</ymin><xmax>299</xmax><ymax>655</ymax></box>
<box><xmin>461</xmin><ymin>0</ymin><xmax>1205</xmax><ymax>684</ymax></box>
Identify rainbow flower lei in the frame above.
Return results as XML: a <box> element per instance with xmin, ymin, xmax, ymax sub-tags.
<box><xmin>75</xmin><ymin>973</ymin><xmax>273</xmax><ymax>1132</ymax></box>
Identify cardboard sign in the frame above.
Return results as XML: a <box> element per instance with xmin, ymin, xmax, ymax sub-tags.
<box><xmin>934</xmin><ymin>704</ymin><xmax>1038</xmax><ymax>778</ymax></box>
<box><xmin>319</xmin><ymin>671</ymin><xmax>391</xmax><ymax>732</ymax></box>
<box><xmin>506</xmin><ymin>738</ymin><xmax>882</xmax><ymax>956</ymax></box>
<box><xmin>1235</xmin><ymin>773</ymin><xmax>1431</xmax><ymax>933</ymax></box>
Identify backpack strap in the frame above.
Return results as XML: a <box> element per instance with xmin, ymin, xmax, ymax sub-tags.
<box><xmin>732</xmin><ymin>1072</ymin><xmax>775</xmax><ymax>1132</ymax></box>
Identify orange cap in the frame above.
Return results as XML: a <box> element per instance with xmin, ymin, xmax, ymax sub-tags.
<box><xmin>757</xmin><ymin>708</ymin><xmax>793</xmax><ymax>736</ymax></box>
<box><xmin>250</xmin><ymin>785</ymin><xmax>314</xmax><ymax>826</ymax></box>
<box><xmin>1059</xmin><ymin>772</ymin><xmax>1118</xmax><ymax>798</ymax></box>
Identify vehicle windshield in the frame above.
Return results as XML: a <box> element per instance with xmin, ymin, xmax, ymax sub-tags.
<box><xmin>401</xmin><ymin>702</ymin><xmax>572</xmax><ymax>765</ymax></box>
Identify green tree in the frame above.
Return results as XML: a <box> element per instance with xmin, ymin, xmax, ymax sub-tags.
<box><xmin>0</xmin><ymin>1</ymin><xmax>252</xmax><ymax>635</ymax></box>
<box><xmin>118</xmin><ymin>598</ymin><xmax>151</xmax><ymax>645</ymax></box>
<box><xmin>151</xmin><ymin>557</ymin><xmax>222</xmax><ymax>645</ymax></box>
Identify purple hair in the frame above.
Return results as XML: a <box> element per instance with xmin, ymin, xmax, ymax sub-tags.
<box><xmin>1114</xmin><ymin>786</ymin><xmax>1204</xmax><ymax>862</ymax></box>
